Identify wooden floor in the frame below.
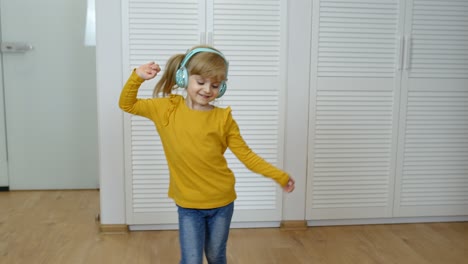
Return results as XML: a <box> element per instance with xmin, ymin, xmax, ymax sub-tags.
<box><xmin>1</xmin><ymin>190</ymin><xmax>467</xmax><ymax>264</ymax></box>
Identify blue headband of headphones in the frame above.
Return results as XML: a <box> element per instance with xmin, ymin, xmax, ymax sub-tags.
<box><xmin>175</xmin><ymin>47</ymin><xmax>229</xmax><ymax>98</ymax></box>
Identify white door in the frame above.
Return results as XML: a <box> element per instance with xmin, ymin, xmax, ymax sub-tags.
<box><xmin>306</xmin><ymin>0</ymin><xmax>405</xmax><ymax>220</ymax></box>
<box><xmin>393</xmin><ymin>0</ymin><xmax>468</xmax><ymax>217</ymax></box>
<box><xmin>0</xmin><ymin>0</ymin><xmax>98</xmax><ymax>189</ymax></box>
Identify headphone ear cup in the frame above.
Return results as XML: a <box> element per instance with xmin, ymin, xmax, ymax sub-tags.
<box><xmin>217</xmin><ymin>81</ymin><xmax>227</xmax><ymax>98</ymax></box>
<box><xmin>175</xmin><ymin>67</ymin><xmax>188</xmax><ymax>88</ymax></box>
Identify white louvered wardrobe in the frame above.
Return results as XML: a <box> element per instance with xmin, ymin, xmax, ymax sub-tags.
<box><xmin>307</xmin><ymin>0</ymin><xmax>468</xmax><ymax>223</ymax></box>
<box><xmin>120</xmin><ymin>0</ymin><xmax>468</xmax><ymax>229</ymax></box>
<box><xmin>121</xmin><ymin>0</ymin><xmax>288</xmax><ymax>227</ymax></box>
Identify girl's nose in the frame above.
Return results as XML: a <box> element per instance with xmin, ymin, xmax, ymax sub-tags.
<box><xmin>202</xmin><ymin>84</ymin><xmax>211</xmax><ymax>93</ymax></box>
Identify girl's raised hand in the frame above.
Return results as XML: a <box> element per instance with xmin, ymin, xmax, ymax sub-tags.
<box><xmin>136</xmin><ymin>62</ymin><xmax>161</xmax><ymax>80</ymax></box>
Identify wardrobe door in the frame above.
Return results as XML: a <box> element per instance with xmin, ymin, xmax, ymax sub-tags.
<box><xmin>209</xmin><ymin>0</ymin><xmax>288</xmax><ymax>222</ymax></box>
<box><xmin>394</xmin><ymin>0</ymin><xmax>468</xmax><ymax>217</ymax></box>
<box><xmin>306</xmin><ymin>0</ymin><xmax>405</xmax><ymax>220</ymax></box>
<box><xmin>122</xmin><ymin>0</ymin><xmax>203</xmax><ymax>225</ymax></box>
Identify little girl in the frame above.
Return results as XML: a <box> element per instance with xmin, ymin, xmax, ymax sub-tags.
<box><xmin>119</xmin><ymin>45</ymin><xmax>295</xmax><ymax>264</ymax></box>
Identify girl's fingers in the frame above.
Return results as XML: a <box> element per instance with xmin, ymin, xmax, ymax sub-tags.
<box><xmin>152</xmin><ymin>64</ymin><xmax>161</xmax><ymax>72</ymax></box>
<box><xmin>136</xmin><ymin>62</ymin><xmax>160</xmax><ymax>79</ymax></box>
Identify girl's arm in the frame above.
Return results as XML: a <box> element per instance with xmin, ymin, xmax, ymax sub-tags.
<box><xmin>119</xmin><ymin>62</ymin><xmax>161</xmax><ymax>117</ymax></box>
<box><xmin>226</xmin><ymin>114</ymin><xmax>295</xmax><ymax>193</ymax></box>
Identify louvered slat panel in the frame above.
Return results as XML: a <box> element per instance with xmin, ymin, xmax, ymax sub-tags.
<box><xmin>400</xmin><ymin>89</ymin><xmax>468</xmax><ymax>207</ymax></box>
<box><xmin>126</xmin><ymin>0</ymin><xmax>201</xmax><ymax>216</ymax></box>
<box><xmin>219</xmin><ymin>90</ymin><xmax>279</xmax><ymax>210</ymax></box>
<box><xmin>409</xmin><ymin>0</ymin><xmax>468</xmax><ymax>78</ymax></box>
<box><xmin>212</xmin><ymin>0</ymin><xmax>282</xmax><ymax>76</ymax></box>
<box><xmin>212</xmin><ymin>0</ymin><xmax>285</xmax><ymax>214</ymax></box>
<box><xmin>318</xmin><ymin>0</ymin><xmax>399</xmax><ymax>77</ymax></box>
<box><xmin>311</xmin><ymin>88</ymin><xmax>394</xmax><ymax>210</ymax></box>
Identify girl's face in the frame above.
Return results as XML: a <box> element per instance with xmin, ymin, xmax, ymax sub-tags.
<box><xmin>185</xmin><ymin>75</ymin><xmax>221</xmax><ymax>110</ymax></box>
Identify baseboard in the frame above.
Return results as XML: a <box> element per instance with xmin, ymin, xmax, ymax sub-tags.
<box><xmin>280</xmin><ymin>220</ymin><xmax>308</xmax><ymax>231</ymax></box>
<box><xmin>99</xmin><ymin>224</ymin><xmax>129</xmax><ymax>234</ymax></box>
<box><xmin>308</xmin><ymin>216</ymin><xmax>468</xmax><ymax>226</ymax></box>
<box><xmin>0</xmin><ymin>186</ymin><xmax>9</xmax><ymax>192</ymax></box>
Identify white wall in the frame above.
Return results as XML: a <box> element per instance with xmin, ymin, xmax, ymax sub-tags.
<box><xmin>96</xmin><ymin>0</ymin><xmax>126</xmax><ymax>224</ymax></box>
<box><xmin>282</xmin><ymin>0</ymin><xmax>312</xmax><ymax>220</ymax></box>
<box><xmin>96</xmin><ymin>0</ymin><xmax>312</xmax><ymax>224</ymax></box>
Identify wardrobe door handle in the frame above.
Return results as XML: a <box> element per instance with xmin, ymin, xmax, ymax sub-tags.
<box><xmin>396</xmin><ymin>36</ymin><xmax>404</xmax><ymax>71</ymax></box>
<box><xmin>403</xmin><ymin>35</ymin><xmax>412</xmax><ymax>70</ymax></box>
<box><xmin>1</xmin><ymin>42</ymin><xmax>33</xmax><ymax>53</ymax></box>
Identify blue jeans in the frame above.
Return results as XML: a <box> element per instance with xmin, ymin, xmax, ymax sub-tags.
<box><xmin>177</xmin><ymin>202</ymin><xmax>234</xmax><ymax>264</ymax></box>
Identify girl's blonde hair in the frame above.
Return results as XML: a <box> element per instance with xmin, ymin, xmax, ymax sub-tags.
<box><xmin>153</xmin><ymin>45</ymin><xmax>228</xmax><ymax>97</ymax></box>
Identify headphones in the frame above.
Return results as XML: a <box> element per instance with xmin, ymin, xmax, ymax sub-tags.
<box><xmin>175</xmin><ymin>47</ymin><xmax>229</xmax><ymax>98</ymax></box>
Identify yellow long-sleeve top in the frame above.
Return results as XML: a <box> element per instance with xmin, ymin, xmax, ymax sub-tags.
<box><xmin>119</xmin><ymin>71</ymin><xmax>290</xmax><ymax>209</ymax></box>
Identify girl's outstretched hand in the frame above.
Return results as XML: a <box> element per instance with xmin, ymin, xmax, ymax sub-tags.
<box><xmin>136</xmin><ymin>62</ymin><xmax>161</xmax><ymax>80</ymax></box>
<box><xmin>283</xmin><ymin>177</ymin><xmax>295</xmax><ymax>193</ymax></box>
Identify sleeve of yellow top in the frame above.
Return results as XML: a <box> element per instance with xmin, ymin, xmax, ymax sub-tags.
<box><xmin>118</xmin><ymin>69</ymin><xmax>154</xmax><ymax>119</ymax></box>
<box><xmin>226</xmin><ymin>112</ymin><xmax>290</xmax><ymax>187</ymax></box>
